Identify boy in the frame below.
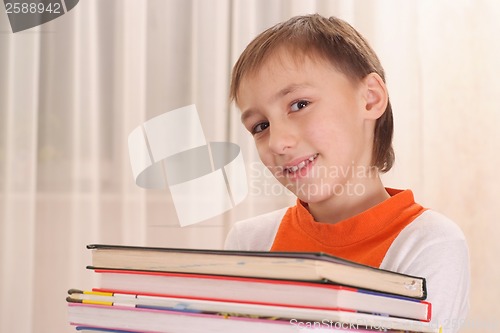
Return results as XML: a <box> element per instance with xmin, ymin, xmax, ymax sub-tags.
<box><xmin>225</xmin><ymin>14</ymin><xmax>469</xmax><ymax>332</ymax></box>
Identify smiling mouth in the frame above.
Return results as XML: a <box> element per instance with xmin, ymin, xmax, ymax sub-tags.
<box><xmin>285</xmin><ymin>153</ymin><xmax>318</xmax><ymax>175</ymax></box>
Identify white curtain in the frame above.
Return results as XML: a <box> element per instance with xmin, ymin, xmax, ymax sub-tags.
<box><xmin>1</xmin><ymin>1</ymin><xmax>499</xmax><ymax>332</ymax></box>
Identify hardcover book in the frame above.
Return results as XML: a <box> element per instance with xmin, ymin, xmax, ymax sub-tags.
<box><xmin>90</xmin><ymin>269</ymin><xmax>431</xmax><ymax>321</ymax></box>
<box><xmin>87</xmin><ymin>244</ymin><xmax>426</xmax><ymax>299</ymax></box>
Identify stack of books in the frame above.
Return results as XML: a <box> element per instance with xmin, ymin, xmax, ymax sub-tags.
<box><xmin>66</xmin><ymin>244</ymin><xmax>440</xmax><ymax>333</ymax></box>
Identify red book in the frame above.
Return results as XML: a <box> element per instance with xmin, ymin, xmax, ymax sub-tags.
<box><xmin>91</xmin><ymin>269</ymin><xmax>431</xmax><ymax>322</ymax></box>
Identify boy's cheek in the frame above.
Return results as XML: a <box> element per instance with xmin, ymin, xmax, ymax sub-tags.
<box><xmin>255</xmin><ymin>144</ymin><xmax>272</xmax><ymax>163</ymax></box>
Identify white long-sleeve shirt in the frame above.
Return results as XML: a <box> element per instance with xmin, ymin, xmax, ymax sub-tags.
<box><xmin>225</xmin><ymin>189</ymin><xmax>470</xmax><ymax>332</ymax></box>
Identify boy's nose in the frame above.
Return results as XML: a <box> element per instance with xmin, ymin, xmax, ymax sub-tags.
<box><xmin>268</xmin><ymin>121</ymin><xmax>296</xmax><ymax>155</ymax></box>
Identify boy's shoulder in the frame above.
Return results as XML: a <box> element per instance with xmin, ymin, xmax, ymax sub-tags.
<box><xmin>403</xmin><ymin>209</ymin><xmax>467</xmax><ymax>242</ymax></box>
<box><xmin>224</xmin><ymin>207</ymin><xmax>289</xmax><ymax>251</ymax></box>
<box><xmin>381</xmin><ymin>208</ymin><xmax>468</xmax><ymax>271</ymax></box>
<box><xmin>381</xmin><ymin>209</ymin><xmax>470</xmax><ymax>328</ymax></box>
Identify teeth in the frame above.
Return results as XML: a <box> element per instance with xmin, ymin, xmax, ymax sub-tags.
<box><xmin>287</xmin><ymin>154</ymin><xmax>318</xmax><ymax>174</ymax></box>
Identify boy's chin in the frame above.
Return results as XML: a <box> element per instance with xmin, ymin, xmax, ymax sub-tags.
<box><xmin>298</xmin><ymin>196</ymin><xmax>328</xmax><ymax>205</ymax></box>
<box><xmin>293</xmin><ymin>191</ymin><xmax>334</xmax><ymax>204</ymax></box>
<box><xmin>290</xmin><ymin>183</ymin><xmax>365</xmax><ymax>203</ymax></box>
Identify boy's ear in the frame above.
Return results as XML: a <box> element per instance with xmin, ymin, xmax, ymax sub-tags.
<box><xmin>362</xmin><ymin>73</ymin><xmax>388</xmax><ymax>120</ymax></box>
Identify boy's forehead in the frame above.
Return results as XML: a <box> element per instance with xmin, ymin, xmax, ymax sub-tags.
<box><xmin>240</xmin><ymin>49</ymin><xmax>334</xmax><ymax>89</ymax></box>
<box><xmin>237</xmin><ymin>50</ymin><xmax>341</xmax><ymax>110</ymax></box>
<box><xmin>255</xmin><ymin>47</ymin><xmax>323</xmax><ymax>74</ymax></box>
<box><xmin>238</xmin><ymin>52</ymin><xmax>303</xmax><ymax>99</ymax></box>
<box><xmin>242</xmin><ymin>50</ymin><xmax>321</xmax><ymax>86</ymax></box>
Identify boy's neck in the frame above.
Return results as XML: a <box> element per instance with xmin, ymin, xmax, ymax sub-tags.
<box><xmin>306</xmin><ymin>177</ymin><xmax>390</xmax><ymax>224</ymax></box>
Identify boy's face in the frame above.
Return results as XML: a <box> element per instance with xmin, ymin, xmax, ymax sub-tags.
<box><xmin>237</xmin><ymin>50</ymin><xmax>378</xmax><ymax>203</ymax></box>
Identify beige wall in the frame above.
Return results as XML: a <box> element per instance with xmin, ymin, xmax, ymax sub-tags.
<box><xmin>379</xmin><ymin>4</ymin><xmax>500</xmax><ymax>331</ymax></box>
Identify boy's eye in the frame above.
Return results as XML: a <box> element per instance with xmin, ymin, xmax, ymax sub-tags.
<box><xmin>290</xmin><ymin>100</ymin><xmax>310</xmax><ymax>112</ymax></box>
<box><xmin>252</xmin><ymin>121</ymin><xmax>270</xmax><ymax>134</ymax></box>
